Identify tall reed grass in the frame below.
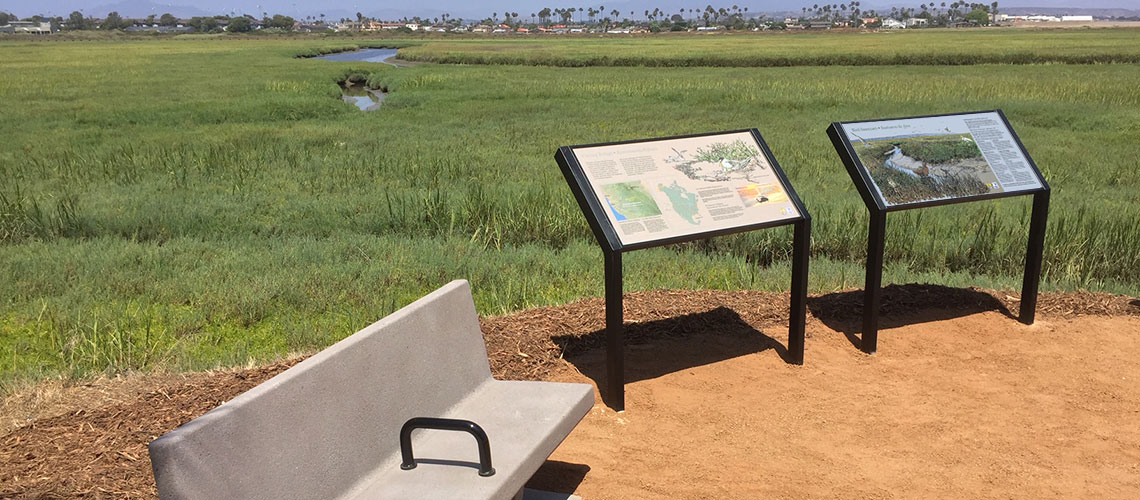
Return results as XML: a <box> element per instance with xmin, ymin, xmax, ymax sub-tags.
<box><xmin>1</xmin><ymin>36</ymin><xmax>1138</xmax><ymax>387</ymax></box>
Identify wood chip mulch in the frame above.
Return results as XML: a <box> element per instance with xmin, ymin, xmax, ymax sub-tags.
<box><xmin>1</xmin><ymin>287</ymin><xmax>1137</xmax><ymax>499</ymax></box>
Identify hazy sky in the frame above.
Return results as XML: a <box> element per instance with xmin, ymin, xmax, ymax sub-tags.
<box><xmin>4</xmin><ymin>0</ymin><xmax>1135</xmax><ymax>20</ymax></box>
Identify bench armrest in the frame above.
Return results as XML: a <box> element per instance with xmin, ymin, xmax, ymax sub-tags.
<box><xmin>399</xmin><ymin>417</ymin><xmax>496</xmax><ymax>477</ymax></box>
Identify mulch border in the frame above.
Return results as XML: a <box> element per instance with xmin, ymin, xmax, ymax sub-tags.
<box><xmin>2</xmin><ymin>287</ymin><xmax>1136</xmax><ymax>499</ymax></box>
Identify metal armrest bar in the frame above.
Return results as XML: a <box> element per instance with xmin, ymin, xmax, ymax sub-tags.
<box><xmin>399</xmin><ymin>417</ymin><xmax>495</xmax><ymax>477</ymax></box>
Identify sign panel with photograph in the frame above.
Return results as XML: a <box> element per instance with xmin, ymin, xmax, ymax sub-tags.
<box><xmin>833</xmin><ymin>111</ymin><xmax>1045</xmax><ymax>209</ymax></box>
<box><xmin>826</xmin><ymin>110</ymin><xmax>1050</xmax><ymax>354</ymax></box>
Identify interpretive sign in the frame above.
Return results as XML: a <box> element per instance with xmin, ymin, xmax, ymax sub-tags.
<box><xmin>827</xmin><ymin>110</ymin><xmax>1050</xmax><ymax>355</ymax></box>
<box><xmin>833</xmin><ymin>110</ymin><xmax>1046</xmax><ymax>210</ymax></box>
<box><xmin>557</xmin><ymin>129</ymin><xmax>811</xmax><ymax>411</ymax></box>
<box><xmin>562</xmin><ymin>130</ymin><xmax>802</xmax><ymax>251</ymax></box>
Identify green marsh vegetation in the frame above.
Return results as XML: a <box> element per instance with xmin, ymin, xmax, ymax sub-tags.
<box><xmin>397</xmin><ymin>28</ymin><xmax>1140</xmax><ymax>66</ymax></box>
<box><xmin>897</xmin><ymin>135</ymin><xmax>983</xmax><ymax>165</ymax></box>
<box><xmin>1</xmin><ymin>31</ymin><xmax>1139</xmax><ymax>388</ymax></box>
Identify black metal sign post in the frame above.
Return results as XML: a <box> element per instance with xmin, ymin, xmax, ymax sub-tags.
<box><xmin>557</xmin><ymin>129</ymin><xmax>811</xmax><ymax>411</ymax></box>
<box><xmin>827</xmin><ymin>110</ymin><xmax>1050</xmax><ymax>354</ymax></box>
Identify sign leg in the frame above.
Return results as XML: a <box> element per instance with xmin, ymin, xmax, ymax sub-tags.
<box><xmin>863</xmin><ymin>211</ymin><xmax>886</xmax><ymax>354</ymax></box>
<box><xmin>788</xmin><ymin>218</ymin><xmax>811</xmax><ymax>365</ymax></box>
<box><xmin>1019</xmin><ymin>191</ymin><xmax>1050</xmax><ymax>324</ymax></box>
<box><xmin>604</xmin><ymin>250</ymin><xmax>625</xmax><ymax>411</ymax></box>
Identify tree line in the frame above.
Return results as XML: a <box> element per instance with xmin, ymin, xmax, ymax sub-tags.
<box><xmin>2</xmin><ymin>10</ymin><xmax>301</xmax><ymax>32</ymax></box>
<box><xmin>1</xmin><ymin>1</ymin><xmax>1004</xmax><ymax>33</ymax></box>
<box><xmin>799</xmin><ymin>1</ymin><xmax>999</xmax><ymax>26</ymax></box>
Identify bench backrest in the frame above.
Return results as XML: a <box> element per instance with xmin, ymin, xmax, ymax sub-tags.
<box><xmin>149</xmin><ymin>280</ymin><xmax>492</xmax><ymax>500</ymax></box>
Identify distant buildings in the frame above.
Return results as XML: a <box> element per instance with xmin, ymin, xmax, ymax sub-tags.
<box><xmin>123</xmin><ymin>19</ymin><xmax>200</xmax><ymax>33</ymax></box>
<box><xmin>25</xmin><ymin>9</ymin><xmax>1084</xmax><ymax>37</ymax></box>
<box><xmin>0</xmin><ymin>21</ymin><xmax>57</xmax><ymax>34</ymax></box>
<box><xmin>995</xmin><ymin>14</ymin><xmax>1096</xmax><ymax>23</ymax></box>
<box><xmin>294</xmin><ymin>23</ymin><xmax>330</xmax><ymax>33</ymax></box>
<box><xmin>124</xmin><ymin>24</ymin><xmax>194</xmax><ymax>33</ymax></box>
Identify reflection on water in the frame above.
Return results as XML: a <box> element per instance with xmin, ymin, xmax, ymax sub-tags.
<box><xmin>320</xmin><ymin>49</ymin><xmax>397</xmax><ymax>111</ymax></box>
<box><xmin>340</xmin><ymin>82</ymin><xmax>385</xmax><ymax>111</ymax></box>
<box><xmin>317</xmin><ymin>48</ymin><xmax>400</xmax><ymax>66</ymax></box>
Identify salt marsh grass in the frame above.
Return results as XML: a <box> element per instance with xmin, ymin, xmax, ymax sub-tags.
<box><xmin>397</xmin><ymin>29</ymin><xmax>1140</xmax><ymax>67</ymax></box>
<box><xmin>1</xmin><ymin>33</ymin><xmax>1138</xmax><ymax>387</ymax></box>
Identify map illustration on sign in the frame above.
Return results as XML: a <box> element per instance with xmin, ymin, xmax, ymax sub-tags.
<box><xmin>658</xmin><ymin>181</ymin><xmax>700</xmax><ymax>225</ymax></box>
<box><xmin>600</xmin><ymin>181</ymin><xmax>662</xmax><ymax>221</ymax></box>
<box><xmin>840</xmin><ymin>112</ymin><xmax>1044</xmax><ymax>207</ymax></box>
<box><xmin>570</xmin><ymin>131</ymin><xmax>800</xmax><ymax>246</ymax></box>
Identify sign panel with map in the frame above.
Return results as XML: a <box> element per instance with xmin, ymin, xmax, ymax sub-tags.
<box><xmin>557</xmin><ymin>130</ymin><xmax>805</xmax><ymax>250</ymax></box>
<box><xmin>831</xmin><ymin>110</ymin><xmax>1047</xmax><ymax>210</ymax></box>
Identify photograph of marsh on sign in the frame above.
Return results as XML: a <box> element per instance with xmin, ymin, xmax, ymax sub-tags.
<box><xmin>842</xmin><ymin>112</ymin><xmax>1043</xmax><ymax>207</ymax></box>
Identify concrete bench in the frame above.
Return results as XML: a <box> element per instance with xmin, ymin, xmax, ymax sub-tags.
<box><xmin>149</xmin><ymin>280</ymin><xmax>594</xmax><ymax>500</ymax></box>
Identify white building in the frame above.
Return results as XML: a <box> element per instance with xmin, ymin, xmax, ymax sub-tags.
<box><xmin>1061</xmin><ymin>15</ymin><xmax>1094</xmax><ymax>22</ymax></box>
<box><xmin>881</xmin><ymin>18</ymin><xmax>906</xmax><ymax>29</ymax></box>
<box><xmin>0</xmin><ymin>21</ymin><xmax>56</xmax><ymax>34</ymax></box>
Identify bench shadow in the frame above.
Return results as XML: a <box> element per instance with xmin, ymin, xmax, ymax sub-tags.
<box><xmin>1130</xmin><ymin>299</ymin><xmax>1140</xmax><ymax>309</ymax></box>
<box><xmin>807</xmin><ymin>283</ymin><xmax>1014</xmax><ymax>351</ymax></box>
<box><xmin>412</xmin><ymin>459</ymin><xmax>589</xmax><ymax>496</ymax></box>
<box><xmin>526</xmin><ymin>460</ymin><xmax>590</xmax><ymax>496</ymax></box>
<box><xmin>554</xmin><ymin>306</ymin><xmax>788</xmax><ymax>407</ymax></box>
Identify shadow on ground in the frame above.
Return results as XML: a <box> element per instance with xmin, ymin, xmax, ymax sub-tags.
<box><xmin>527</xmin><ymin>460</ymin><xmax>590</xmax><ymax>496</ymax></box>
<box><xmin>808</xmin><ymin>283</ymin><xmax>1015</xmax><ymax>351</ymax></box>
<box><xmin>554</xmin><ymin>307</ymin><xmax>787</xmax><ymax>407</ymax></box>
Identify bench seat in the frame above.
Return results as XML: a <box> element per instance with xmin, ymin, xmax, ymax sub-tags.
<box><xmin>150</xmin><ymin>280</ymin><xmax>594</xmax><ymax>500</ymax></box>
<box><xmin>346</xmin><ymin>379</ymin><xmax>593</xmax><ymax>500</ymax></box>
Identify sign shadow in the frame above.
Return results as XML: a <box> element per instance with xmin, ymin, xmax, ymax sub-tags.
<box><xmin>554</xmin><ymin>306</ymin><xmax>788</xmax><ymax>407</ymax></box>
<box><xmin>807</xmin><ymin>283</ymin><xmax>1014</xmax><ymax>351</ymax></box>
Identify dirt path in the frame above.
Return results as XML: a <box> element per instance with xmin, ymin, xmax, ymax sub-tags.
<box><xmin>535</xmin><ymin>311</ymin><xmax>1140</xmax><ymax>499</ymax></box>
<box><xmin>2</xmin><ymin>287</ymin><xmax>1138</xmax><ymax>499</ymax></box>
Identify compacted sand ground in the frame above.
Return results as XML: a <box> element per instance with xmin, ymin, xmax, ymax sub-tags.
<box><xmin>2</xmin><ymin>286</ymin><xmax>1139</xmax><ymax>499</ymax></box>
<box><xmin>537</xmin><ymin>313</ymin><xmax>1140</xmax><ymax>499</ymax></box>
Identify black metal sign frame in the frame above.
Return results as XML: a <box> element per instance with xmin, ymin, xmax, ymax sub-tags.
<box><xmin>826</xmin><ymin>110</ymin><xmax>1050</xmax><ymax>354</ymax></box>
<box><xmin>556</xmin><ymin>128</ymin><xmax>811</xmax><ymax>411</ymax></box>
